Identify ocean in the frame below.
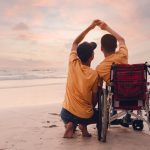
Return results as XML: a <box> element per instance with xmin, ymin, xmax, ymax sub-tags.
<box><xmin>0</xmin><ymin>68</ymin><xmax>67</xmax><ymax>89</ymax></box>
<box><xmin>0</xmin><ymin>69</ymin><xmax>67</xmax><ymax>108</ymax></box>
<box><xmin>0</xmin><ymin>67</ymin><xmax>149</xmax><ymax>108</ymax></box>
<box><xmin>0</xmin><ymin>68</ymin><xmax>67</xmax><ymax>81</ymax></box>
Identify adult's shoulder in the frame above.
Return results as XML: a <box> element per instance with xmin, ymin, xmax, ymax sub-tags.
<box><xmin>96</xmin><ymin>61</ymin><xmax>105</xmax><ymax>71</ymax></box>
<box><xmin>117</xmin><ymin>44</ymin><xmax>128</xmax><ymax>57</ymax></box>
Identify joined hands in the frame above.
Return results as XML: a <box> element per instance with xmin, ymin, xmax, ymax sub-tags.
<box><xmin>89</xmin><ymin>19</ymin><xmax>108</xmax><ymax>30</ymax></box>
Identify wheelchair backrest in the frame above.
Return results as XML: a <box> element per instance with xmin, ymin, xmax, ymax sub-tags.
<box><xmin>110</xmin><ymin>63</ymin><xmax>149</xmax><ymax>110</ymax></box>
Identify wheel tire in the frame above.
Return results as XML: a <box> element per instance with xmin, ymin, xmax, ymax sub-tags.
<box><xmin>148</xmin><ymin>111</ymin><xmax>150</xmax><ymax>122</ymax></box>
<box><xmin>97</xmin><ymin>90</ymin><xmax>102</xmax><ymax>141</ymax></box>
<box><xmin>97</xmin><ymin>89</ymin><xmax>108</xmax><ymax>142</ymax></box>
<box><xmin>132</xmin><ymin>120</ymin><xmax>144</xmax><ymax>131</ymax></box>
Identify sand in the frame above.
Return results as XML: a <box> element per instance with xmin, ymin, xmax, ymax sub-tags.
<box><xmin>0</xmin><ymin>103</ymin><xmax>150</xmax><ymax>150</ymax></box>
<box><xmin>0</xmin><ymin>79</ymin><xmax>150</xmax><ymax>150</ymax></box>
<box><xmin>0</xmin><ymin>78</ymin><xmax>65</xmax><ymax>108</ymax></box>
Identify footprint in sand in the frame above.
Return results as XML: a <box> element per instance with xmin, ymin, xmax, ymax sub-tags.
<box><xmin>43</xmin><ymin>125</ymin><xmax>58</xmax><ymax>128</ymax></box>
<box><xmin>48</xmin><ymin>113</ymin><xmax>60</xmax><ymax>116</ymax></box>
<box><xmin>42</xmin><ymin>113</ymin><xmax>60</xmax><ymax>128</ymax></box>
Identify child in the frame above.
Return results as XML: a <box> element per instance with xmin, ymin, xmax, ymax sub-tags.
<box><xmin>61</xmin><ymin>20</ymin><xmax>99</xmax><ymax>138</ymax></box>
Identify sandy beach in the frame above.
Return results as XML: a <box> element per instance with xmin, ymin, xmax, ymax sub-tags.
<box><xmin>0</xmin><ymin>0</ymin><xmax>150</xmax><ymax>149</ymax></box>
<box><xmin>0</xmin><ymin>78</ymin><xmax>66</xmax><ymax>108</ymax></box>
<box><xmin>0</xmin><ymin>79</ymin><xmax>150</xmax><ymax>150</ymax></box>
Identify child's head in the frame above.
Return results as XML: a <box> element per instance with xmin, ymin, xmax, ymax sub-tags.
<box><xmin>101</xmin><ymin>34</ymin><xmax>117</xmax><ymax>54</ymax></box>
<box><xmin>77</xmin><ymin>42</ymin><xmax>97</xmax><ymax>64</ymax></box>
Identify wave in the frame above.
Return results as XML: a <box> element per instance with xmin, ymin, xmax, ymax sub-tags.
<box><xmin>0</xmin><ymin>82</ymin><xmax>65</xmax><ymax>89</ymax></box>
<box><xmin>0</xmin><ymin>76</ymin><xmax>67</xmax><ymax>81</ymax></box>
<box><xmin>0</xmin><ymin>69</ymin><xmax>67</xmax><ymax>81</ymax></box>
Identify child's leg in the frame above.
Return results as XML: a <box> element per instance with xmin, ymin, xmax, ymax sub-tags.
<box><xmin>61</xmin><ymin>108</ymin><xmax>76</xmax><ymax>138</ymax></box>
<box><xmin>78</xmin><ymin>124</ymin><xmax>91</xmax><ymax>137</ymax></box>
<box><xmin>63</xmin><ymin>122</ymin><xmax>74</xmax><ymax>138</ymax></box>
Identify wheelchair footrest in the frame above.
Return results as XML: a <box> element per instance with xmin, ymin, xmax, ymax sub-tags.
<box><xmin>111</xmin><ymin>119</ymin><xmax>122</xmax><ymax>125</ymax></box>
<box><xmin>110</xmin><ymin>118</ymin><xmax>134</xmax><ymax>127</ymax></box>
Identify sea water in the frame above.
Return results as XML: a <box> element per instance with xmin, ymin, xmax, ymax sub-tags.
<box><xmin>0</xmin><ymin>68</ymin><xmax>67</xmax><ymax>108</ymax></box>
<box><xmin>0</xmin><ymin>68</ymin><xmax>67</xmax><ymax>81</ymax></box>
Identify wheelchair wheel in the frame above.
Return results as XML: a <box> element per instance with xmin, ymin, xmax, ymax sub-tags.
<box><xmin>148</xmin><ymin>111</ymin><xmax>150</xmax><ymax>122</ymax></box>
<box><xmin>97</xmin><ymin>89</ymin><xmax>108</xmax><ymax>142</ymax></box>
<box><xmin>132</xmin><ymin>120</ymin><xmax>144</xmax><ymax>131</ymax></box>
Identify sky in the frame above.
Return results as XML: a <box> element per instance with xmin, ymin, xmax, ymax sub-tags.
<box><xmin>0</xmin><ymin>0</ymin><xmax>150</xmax><ymax>70</ymax></box>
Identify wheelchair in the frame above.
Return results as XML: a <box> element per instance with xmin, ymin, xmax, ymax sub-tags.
<box><xmin>97</xmin><ymin>63</ymin><xmax>150</xmax><ymax>142</ymax></box>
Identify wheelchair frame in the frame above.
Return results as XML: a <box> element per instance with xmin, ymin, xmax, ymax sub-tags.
<box><xmin>97</xmin><ymin>63</ymin><xmax>150</xmax><ymax>142</ymax></box>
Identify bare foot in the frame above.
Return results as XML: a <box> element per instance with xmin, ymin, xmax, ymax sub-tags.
<box><xmin>63</xmin><ymin>122</ymin><xmax>74</xmax><ymax>138</ymax></box>
<box><xmin>78</xmin><ymin>124</ymin><xmax>92</xmax><ymax>137</ymax></box>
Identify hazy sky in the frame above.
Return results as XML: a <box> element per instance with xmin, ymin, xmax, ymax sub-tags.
<box><xmin>0</xmin><ymin>0</ymin><xmax>150</xmax><ymax>69</ymax></box>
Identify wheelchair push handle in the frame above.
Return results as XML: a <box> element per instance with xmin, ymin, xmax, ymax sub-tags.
<box><xmin>147</xmin><ymin>65</ymin><xmax>150</xmax><ymax>75</ymax></box>
<box><xmin>145</xmin><ymin>62</ymin><xmax>150</xmax><ymax>75</ymax></box>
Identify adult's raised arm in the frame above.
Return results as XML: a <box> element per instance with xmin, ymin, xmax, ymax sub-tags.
<box><xmin>98</xmin><ymin>21</ymin><xmax>125</xmax><ymax>47</ymax></box>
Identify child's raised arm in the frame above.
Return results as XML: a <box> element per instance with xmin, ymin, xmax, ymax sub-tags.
<box><xmin>71</xmin><ymin>20</ymin><xmax>99</xmax><ymax>51</ymax></box>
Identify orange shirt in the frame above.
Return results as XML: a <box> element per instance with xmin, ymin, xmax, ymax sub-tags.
<box><xmin>63</xmin><ymin>50</ymin><xmax>98</xmax><ymax>119</ymax></box>
<box><xmin>96</xmin><ymin>45</ymin><xmax>128</xmax><ymax>84</ymax></box>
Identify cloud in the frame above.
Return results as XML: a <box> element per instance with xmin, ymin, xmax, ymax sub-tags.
<box><xmin>13</xmin><ymin>22</ymin><xmax>29</xmax><ymax>30</ymax></box>
<box><xmin>33</xmin><ymin>0</ymin><xmax>57</xmax><ymax>7</ymax></box>
<box><xmin>16</xmin><ymin>34</ymin><xmax>30</xmax><ymax>40</ymax></box>
<box><xmin>134</xmin><ymin>0</ymin><xmax>150</xmax><ymax>18</ymax></box>
<box><xmin>14</xmin><ymin>32</ymin><xmax>49</xmax><ymax>42</ymax></box>
<box><xmin>0</xmin><ymin>0</ymin><xmax>150</xmax><ymax>68</ymax></box>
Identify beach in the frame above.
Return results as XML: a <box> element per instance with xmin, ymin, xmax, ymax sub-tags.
<box><xmin>0</xmin><ymin>0</ymin><xmax>150</xmax><ymax>149</ymax></box>
<box><xmin>0</xmin><ymin>78</ymin><xmax>150</xmax><ymax>150</ymax></box>
<box><xmin>0</xmin><ymin>78</ymin><xmax>66</xmax><ymax>108</ymax></box>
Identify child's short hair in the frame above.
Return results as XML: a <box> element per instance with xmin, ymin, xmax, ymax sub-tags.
<box><xmin>77</xmin><ymin>42</ymin><xmax>97</xmax><ymax>63</ymax></box>
<box><xmin>101</xmin><ymin>34</ymin><xmax>117</xmax><ymax>53</ymax></box>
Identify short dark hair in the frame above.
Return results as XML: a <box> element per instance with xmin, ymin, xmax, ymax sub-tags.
<box><xmin>77</xmin><ymin>42</ymin><xmax>97</xmax><ymax>63</ymax></box>
<box><xmin>101</xmin><ymin>34</ymin><xmax>117</xmax><ymax>53</ymax></box>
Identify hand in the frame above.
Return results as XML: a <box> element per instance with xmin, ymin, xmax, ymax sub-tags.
<box><xmin>98</xmin><ymin>21</ymin><xmax>108</xmax><ymax>30</ymax></box>
<box><xmin>89</xmin><ymin>19</ymin><xmax>100</xmax><ymax>29</ymax></box>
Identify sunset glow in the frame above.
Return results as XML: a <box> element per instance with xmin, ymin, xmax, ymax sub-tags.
<box><xmin>0</xmin><ymin>0</ymin><xmax>150</xmax><ymax>69</ymax></box>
